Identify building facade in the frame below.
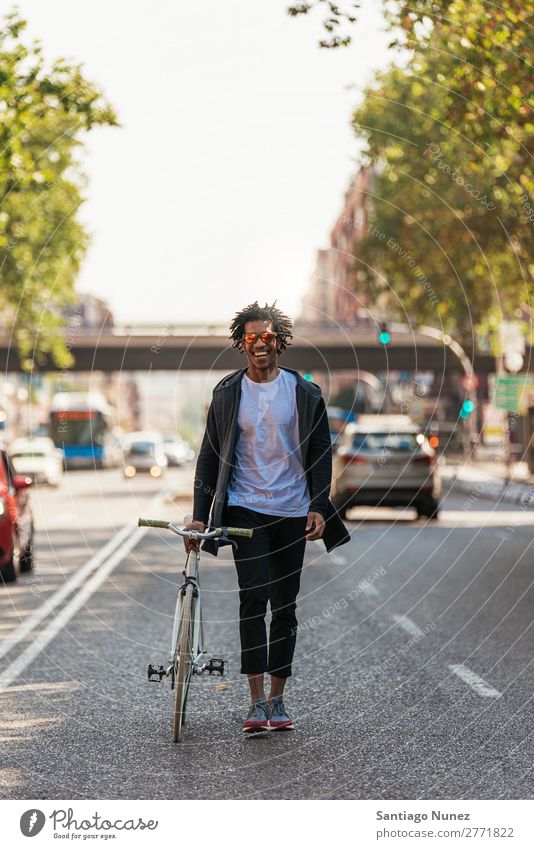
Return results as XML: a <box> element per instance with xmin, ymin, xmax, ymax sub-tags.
<box><xmin>298</xmin><ymin>166</ymin><xmax>374</xmax><ymax>330</ymax></box>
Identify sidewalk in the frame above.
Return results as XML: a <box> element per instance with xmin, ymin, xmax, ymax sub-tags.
<box><xmin>440</xmin><ymin>458</ymin><xmax>534</xmax><ymax>507</ymax></box>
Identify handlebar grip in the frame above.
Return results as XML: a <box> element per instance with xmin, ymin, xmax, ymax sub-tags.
<box><xmin>226</xmin><ymin>526</ymin><xmax>253</xmax><ymax>539</ymax></box>
<box><xmin>138</xmin><ymin>518</ymin><xmax>170</xmax><ymax>528</ymax></box>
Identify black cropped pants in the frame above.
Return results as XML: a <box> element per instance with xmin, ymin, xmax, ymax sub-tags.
<box><xmin>223</xmin><ymin>505</ymin><xmax>308</xmax><ymax>678</ymax></box>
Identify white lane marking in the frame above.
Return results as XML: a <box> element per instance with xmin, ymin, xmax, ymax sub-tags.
<box><xmin>0</xmin><ymin>524</ymin><xmax>149</xmax><ymax>692</ymax></box>
<box><xmin>392</xmin><ymin>614</ymin><xmax>424</xmax><ymax>638</ymax></box>
<box><xmin>357</xmin><ymin>580</ymin><xmax>379</xmax><ymax>597</ymax></box>
<box><xmin>329</xmin><ymin>553</ymin><xmax>346</xmax><ymax>566</ymax></box>
<box><xmin>0</xmin><ymin>521</ymin><xmax>136</xmax><ymax>662</ymax></box>
<box><xmin>448</xmin><ymin>664</ymin><xmax>502</xmax><ymax>698</ymax></box>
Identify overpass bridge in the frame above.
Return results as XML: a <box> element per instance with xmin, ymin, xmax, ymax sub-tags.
<box><xmin>0</xmin><ymin>324</ymin><xmax>508</xmax><ymax>374</ymax></box>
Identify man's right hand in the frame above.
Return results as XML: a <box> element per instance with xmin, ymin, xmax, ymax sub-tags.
<box><xmin>183</xmin><ymin>518</ymin><xmax>207</xmax><ymax>553</ymax></box>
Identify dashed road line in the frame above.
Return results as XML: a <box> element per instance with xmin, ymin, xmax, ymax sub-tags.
<box><xmin>329</xmin><ymin>553</ymin><xmax>346</xmax><ymax>566</ymax></box>
<box><xmin>357</xmin><ymin>579</ymin><xmax>379</xmax><ymax>597</ymax></box>
<box><xmin>448</xmin><ymin>664</ymin><xmax>502</xmax><ymax>698</ymax></box>
<box><xmin>392</xmin><ymin>614</ymin><xmax>424</xmax><ymax>638</ymax></box>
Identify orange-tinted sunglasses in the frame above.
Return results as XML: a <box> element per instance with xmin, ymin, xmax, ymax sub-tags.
<box><xmin>242</xmin><ymin>331</ymin><xmax>278</xmax><ymax>346</ymax></box>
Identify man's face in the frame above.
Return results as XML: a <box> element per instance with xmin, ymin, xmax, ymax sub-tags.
<box><xmin>242</xmin><ymin>319</ymin><xmax>279</xmax><ymax>372</ymax></box>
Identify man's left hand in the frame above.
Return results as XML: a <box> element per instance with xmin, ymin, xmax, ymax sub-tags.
<box><xmin>306</xmin><ymin>511</ymin><xmax>325</xmax><ymax>541</ymax></box>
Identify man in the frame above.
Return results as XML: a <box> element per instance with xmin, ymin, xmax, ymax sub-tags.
<box><xmin>185</xmin><ymin>301</ymin><xmax>350</xmax><ymax>734</ymax></box>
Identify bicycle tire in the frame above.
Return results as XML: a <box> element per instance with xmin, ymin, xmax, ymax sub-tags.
<box><xmin>172</xmin><ymin>584</ymin><xmax>195</xmax><ymax>742</ymax></box>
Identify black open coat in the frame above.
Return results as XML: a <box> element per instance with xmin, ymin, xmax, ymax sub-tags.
<box><xmin>193</xmin><ymin>366</ymin><xmax>351</xmax><ymax>556</ymax></box>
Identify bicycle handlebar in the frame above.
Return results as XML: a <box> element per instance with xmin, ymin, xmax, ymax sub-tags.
<box><xmin>226</xmin><ymin>526</ymin><xmax>253</xmax><ymax>539</ymax></box>
<box><xmin>137</xmin><ymin>518</ymin><xmax>253</xmax><ymax>539</ymax></box>
<box><xmin>138</xmin><ymin>519</ymin><xmax>170</xmax><ymax>529</ymax></box>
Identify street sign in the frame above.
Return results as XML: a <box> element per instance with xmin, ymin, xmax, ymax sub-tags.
<box><xmin>489</xmin><ymin>374</ymin><xmax>534</xmax><ymax>412</ymax></box>
<box><xmin>482</xmin><ymin>403</ymin><xmax>506</xmax><ymax>446</ymax></box>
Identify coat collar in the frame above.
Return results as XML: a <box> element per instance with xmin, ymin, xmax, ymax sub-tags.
<box><xmin>214</xmin><ymin>366</ymin><xmax>322</xmax><ymax>397</ymax></box>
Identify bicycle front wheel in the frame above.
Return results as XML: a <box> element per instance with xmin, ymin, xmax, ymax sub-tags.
<box><xmin>173</xmin><ymin>583</ymin><xmax>195</xmax><ymax>743</ymax></box>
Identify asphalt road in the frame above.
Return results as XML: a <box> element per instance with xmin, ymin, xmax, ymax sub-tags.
<box><xmin>0</xmin><ymin>468</ymin><xmax>532</xmax><ymax>800</ymax></box>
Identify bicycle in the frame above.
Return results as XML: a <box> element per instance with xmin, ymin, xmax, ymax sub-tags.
<box><xmin>138</xmin><ymin>518</ymin><xmax>253</xmax><ymax>742</ymax></box>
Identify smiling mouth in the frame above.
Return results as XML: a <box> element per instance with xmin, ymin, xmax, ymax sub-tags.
<box><xmin>253</xmin><ymin>352</ymin><xmax>269</xmax><ymax>358</ymax></box>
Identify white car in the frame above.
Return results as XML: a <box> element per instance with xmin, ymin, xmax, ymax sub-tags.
<box><xmin>332</xmin><ymin>415</ymin><xmax>441</xmax><ymax>520</ymax></box>
<box><xmin>10</xmin><ymin>437</ymin><xmax>64</xmax><ymax>487</ymax></box>
<box><xmin>123</xmin><ymin>431</ymin><xmax>168</xmax><ymax>478</ymax></box>
<box><xmin>163</xmin><ymin>435</ymin><xmax>195</xmax><ymax>467</ymax></box>
<box><xmin>163</xmin><ymin>435</ymin><xmax>188</xmax><ymax>467</ymax></box>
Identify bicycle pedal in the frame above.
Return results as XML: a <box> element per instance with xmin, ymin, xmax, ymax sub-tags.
<box><xmin>147</xmin><ymin>663</ymin><xmax>166</xmax><ymax>682</ymax></box>
<box><xmin>205</xmin><ymin>658</ymin><xmax>227</xmax><ymax>676</ymax></box>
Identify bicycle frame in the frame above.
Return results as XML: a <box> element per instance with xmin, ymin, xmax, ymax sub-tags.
<box><xmin>170</xmin><ymin>549</ymin><xmax>205</xmax><ymax>676</ymax></box>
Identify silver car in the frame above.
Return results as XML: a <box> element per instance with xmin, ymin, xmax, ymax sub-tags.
<box><xmin>332</xmin><ymin>415</ymin><xmax>441</xmax><ymax>520</ymax></box>
<box><xmin>163</xmin><ymin>435</ymin><xmax>194</xmax><ymax>467</ymax></box>
<box><xmin>123</xmin><ymin>432</ymin><xmax>168</xmax><ymax>479</ymax></box>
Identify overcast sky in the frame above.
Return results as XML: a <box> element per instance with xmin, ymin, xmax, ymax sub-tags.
<box><xmin>15</xmin><ymin>0</ymin><xmax>393</xmax><ymax>325</ymax></box>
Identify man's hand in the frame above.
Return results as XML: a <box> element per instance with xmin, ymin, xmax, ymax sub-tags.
<box><xmin>183</xmin><ymin>518</ymin><xmax>207</xmax><ymax>553</ymax></box>
<box><xmin>305</xmin><ymin>511</ymin><xmax>325</xmax><ymax>541</ymax></box>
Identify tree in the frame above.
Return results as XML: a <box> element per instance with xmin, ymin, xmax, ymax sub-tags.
<box><xmin>350</xmin><ymin>0</ymin><xmax>534</xmax><ymax>347</ymax></box>
<box><xmin>287</xmin><ymin>1</ymin><xmax>359</xmax><ymax>48</ymax></box>
<box><xmin>0</xmin><ymin>12</ymin><xmax>117</xmax><ymax>369</ymax></box>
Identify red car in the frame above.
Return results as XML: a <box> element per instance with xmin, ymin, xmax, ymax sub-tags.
<box><xmin>0</xmin><ymin>447</ymin><xmax>34</xmax><ymax>583</ymax></box>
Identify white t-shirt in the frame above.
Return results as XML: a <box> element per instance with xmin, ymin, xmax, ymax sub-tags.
<box><xmin>226</xmin><ymin>369</ymin><xmax>310</xmax><ymax>517</ymax></box>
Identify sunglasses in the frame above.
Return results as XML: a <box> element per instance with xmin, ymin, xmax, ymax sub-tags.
<box><xmin>242</xmin><ymin>331</ymin><xmax>278</xmax><ymax>346</ymax></box>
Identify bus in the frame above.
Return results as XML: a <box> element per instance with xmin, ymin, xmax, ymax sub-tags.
<box><xmin>49</xmin><ymin>392</ymin><xmax>122</xmax><ymax>469</ymax></box>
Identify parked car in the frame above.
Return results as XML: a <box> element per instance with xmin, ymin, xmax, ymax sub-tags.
<box><xmin>163</xmin><ymin>435</ymin><xmax>195</xmax><ymax>467</ymax></box>
<box><xmin>332</xmin><ymin>414</ymin><xmax>441</xmax><ymax>520</ymax></box>
<box><xmin>0</xmin><ymin>447</ymin><xmax>34</xmax><ymax>583</ymax></box>
<box><xmin>123</xmin><ymin>432</ymin><xmax>168</xmax><ymax>478</ymax></box>
<box><xmin>10</xmin><ymin>437</ymin><xmax>64</xmax><ymax>486</ymax></box>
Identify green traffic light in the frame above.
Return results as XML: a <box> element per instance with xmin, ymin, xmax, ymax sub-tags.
<box><xmin>303</xmin><ymin>373</ymin><xmax>313</xmax><ymax>382</ymax></box>
<box><xmin>460</xmin><ymin>399</ymin><xmax>475</xmax><ymax>419</ymax></box>
<box><xmin>378</xmin><ymin>331</ymin><xmax>391</xmax><ymax>345</ymax></box>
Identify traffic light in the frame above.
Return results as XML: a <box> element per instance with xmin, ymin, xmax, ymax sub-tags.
<box><xmin>459</xmin><ymin>399</ymin><xmax>475</xmax><ymax>419</ymax></box>
<box><xmin>303</xmin><ymin>373</ymin><xmax>314</xmax><ymax>382</ymax></box>
<box><xmin>378</xmin><ymin>322</ymin><xmax>391</xmax><ymax>345</ymax></box>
